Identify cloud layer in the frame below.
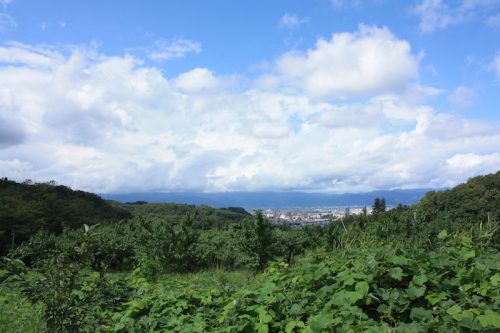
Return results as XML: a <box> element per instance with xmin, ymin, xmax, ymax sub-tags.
<box><xmin>0</xmin><ymin>26</ymin><xmax>498</xmax><ymax>193</ymax></box>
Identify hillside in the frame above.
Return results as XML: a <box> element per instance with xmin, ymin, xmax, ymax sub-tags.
<box><xmin>0</xmin><ymin>178</ymin><xmax>131</xmax><ymax>255</ymax></box>
<box><xmin>1</xmin><ymin>172</ymin><xmax>499</xmax><ymax>332</ymax></box>
<box><xmin>121</xmin><ymin>202</ymin><xmax>251</xmax><ymax>229</ymax></box>
<box><xmin>416</xmin><ymin>170</ymin><xmax>500</xmax><ymax>224</ymax></box>
<box><xmin>0</xmin><ymin>178</ymin><xmax>251</xmax><ymax>256</ymax></box>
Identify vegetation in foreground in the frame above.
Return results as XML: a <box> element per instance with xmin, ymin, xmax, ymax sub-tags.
<box><xmin>0</xmin><ymin>171</ymin><xmax>499</xmax><ymax>332</ymax></box>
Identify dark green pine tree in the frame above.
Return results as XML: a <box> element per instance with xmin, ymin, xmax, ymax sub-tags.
<box><xmin>372</xmin><ymin>197</ymin><xmax>381</xmax><ymax>216</ymax></box>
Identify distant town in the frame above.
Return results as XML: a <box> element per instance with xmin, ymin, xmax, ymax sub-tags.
<box><xmin>248</xmin><ymin>206</ymin><xmax>374</xmax><ymax>227</ymax></box>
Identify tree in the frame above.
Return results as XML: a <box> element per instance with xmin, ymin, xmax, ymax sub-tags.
<box><xmin>239</xmin><ymin>210</ymin><xmax>274</xmax><ymax>270</ymax></box>
<box><xmin>372</xmin><ymin>197</ymin><xmax>386</xmax><ymax>216</ymax></box>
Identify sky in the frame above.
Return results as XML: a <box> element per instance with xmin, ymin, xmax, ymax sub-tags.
<box><xmin>0</xmin><ymin>0</ymin><xmax>499</xmax><ymax>193</ymax></box>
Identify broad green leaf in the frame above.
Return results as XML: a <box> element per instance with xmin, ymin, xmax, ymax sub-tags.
<box><xmin>446</xmin><ymin>304</ymin><xmax>462</xmax><ymax>320</ymax></box>
<box><xmin>391</xmin><ymin>255</ymin><xmax>410</xmax><ymax>266</ymax></box>
<box><xmin>331</xmin><ymin>290</ymin><xmax>363</xmax><ymax>306</ymax></box>
<box><xmin>477</xmin><ymin>310</ymin><xmax>500</xmax><ymax>328</ymax></box>
<box><xmin>309</xmin><ymin>312</ymin><xmax>334</xmax><ymax>331</ymax></box>
<box><xmin>410</xmin><ymin>307</ymin><xmax>433</xmax><ymax>322</ymax></box>
<box><xmin>389</xmin><ymin>267</ymin><xmax>404</xmax><ymax>281</ymax></box>
<box><xmin>412</xmin><ymin>274</ymin><xmax>428</xmax><ymax>286</ymax></box>
<box><xmin>257</xmin><ymin>307</ymin><xmax>272</xmax><ymax>324</ymax></box>
<box><xmin>407</xmin><ymin>285</ymin><xmax>426</xmax><ymax>299</ymax></box>
<box><xmin>425</xmin><ymin>292</ymin><xmax>447</xmax><ymax>305</ymax></box>
<box><xmin>256</xmin><ymin>323</ymin><xmax>269</xmax><ymax>333</ymax></box>
<box><xmin>355</xmin><ymin>281</ymin><xmax>369</xmax><ymax>297</ymax></box>
<box><xmin>286</xmin><ymin>320</ymin><xmax>305</xmax><ymax>333</ymax></box>
<box><xmin>490</xmin><ymin>272</ymin><xmax>500</xmax><ymax>286</ymax></box>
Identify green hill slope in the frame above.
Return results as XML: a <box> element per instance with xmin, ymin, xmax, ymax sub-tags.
<box><xmin>416</xmin><ymin>170</ymin><xmax>500</xmax><ymax>224</ymax></box>
<box><xmin>0</xmin><ymin>178</ymin><xmax>131</xmax><ymax>254</ymax></box>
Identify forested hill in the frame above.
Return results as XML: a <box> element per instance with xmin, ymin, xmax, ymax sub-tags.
<box><xmin>122</xmin><ymin>202</ymin><xmax>251</xmax><ymax>229</ymax></box>
<box><xmin>0</xmin><ymin>178</ymin><xmax>131</xmax><ymax>254</ymax></box>
<box><xmin>415</xmin><ymin>170</ymin><xmax>500</xmax><ymax>224</ymax></box>
<box><xmin>0</xmin><ymin>178</ymin><xmax>252</xmax><ymax>255</ymax></box>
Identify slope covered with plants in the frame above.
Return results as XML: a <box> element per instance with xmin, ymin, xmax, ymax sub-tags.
<box><xmin>0</xmin><ymin>178</ymin><xmax>131</xmax><ymax>255</ymax></box>
<box><xmin>0</xmin><ymin>172</ymin><xmax>499</xmax><ymax>332</ymax></box>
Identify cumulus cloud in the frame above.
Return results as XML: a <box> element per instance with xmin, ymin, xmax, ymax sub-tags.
<box><xmin>274</xmin><ymin>25</ymin><xmax>418</xmax><ymax>99</ymax></box>
<box><xmin>0</xmin><ymin>28</ymin><xmax>498</xmax><ymax>193</ymax></box>
<box><xmin>279</xmin><ymin>13</ymin><xmax>309</xmax><ymax>29</ymax></box>
<box><xmin>174</xmin><ymin>68</ymin><xmax>218</xmax><ymax>92</ymax></box>
<box><xmin>448</xmin><ymin>86</ymin><xmax>475</xmax><ymax>109</ymax></box>
<box><xmin>149</xmin><ymin>38</ymin><xmax>201</xmax><ymax>61</ymax></box>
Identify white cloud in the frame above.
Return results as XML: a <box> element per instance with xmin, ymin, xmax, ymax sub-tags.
<box><xmin>0</xmin><ymin>32</ymin><xmax>498</xmax><ymax>193</ymax></box>
<box><xmin>279</xmin><ymin>13</ymin><xmax>309</xmax><ymax>29</ymax></box>
<box><xmin>446</xmin><ymin>152</ymin><xmax>500</xmax><ymax>177</ymax></box>
<box><xmin>0</xmin><ymin>42</ymin><xmax>64</xmax><ymax>67</ymax></box>
<box><xmin>413</xmin><ymin>0</ymin><xmax>500</xmax><ymax>33</ymax></box>
<box><xmin>0</xmin><ymin>13</ymin><xmax>16</xmax><ymax>33</ymax></box>
<box><xmin>149</xmin><ymin>38</ymin><xmax>201</xmax><ymax>61</ymax></box>
<box><xmin>174</xmin><ymin>68</ymin><xmax>218</xmax><ymax>92</ymax></box>
<box><xmin>274</xmin><ymin>25</ymin><xmax>418</xmax><ymax>99</ymax></box>
<box><xmin>448</xmin><ymin>86</ymin><xmax>475</xmax><ymax>109</ymax></box>
<box><xmin>413</xmin><ymin>0</ymin><xmax>460</xmax><ymax>33</ymax></box>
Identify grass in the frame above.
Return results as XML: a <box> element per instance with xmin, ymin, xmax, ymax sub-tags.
<box><xmin>0</xmin><ymin>282</ymin><xmax>45</xmax><ymax>333</ymax></box>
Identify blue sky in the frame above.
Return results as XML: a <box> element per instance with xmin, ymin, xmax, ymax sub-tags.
<box><xmin>0</xmin><ymin>0</ymin><xmax>499</xmax><ymax>193</ymax></box>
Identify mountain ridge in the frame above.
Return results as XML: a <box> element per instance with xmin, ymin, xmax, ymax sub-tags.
<box><xmin>100</xmin><ymin>188</ymin><xmax>433</xmax><ymax>208</ymax></box>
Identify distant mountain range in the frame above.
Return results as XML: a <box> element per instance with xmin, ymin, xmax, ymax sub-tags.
<box><xmin>100</xmin><ymin>189</ymin><xmax>435</xmax><ymax>208</ymax></box>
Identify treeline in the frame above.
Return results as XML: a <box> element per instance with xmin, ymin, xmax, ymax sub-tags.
<box><xmin>336</xmin><ymin>171</ymin><xmax>500</xmax><ymax>250</ymax></box>
<box><xmin>3</xmin><ymin>171</ymin><xmax>500</xmax><ymax>273</ymax></box>
<box><xmin>10</xmin><ymin>211</ymin><xmax>324</xmax><ymax>275</ymax></box>
<box><xmin>124</xmin><ymin>202</ymin><xmax>251</xmax><ymax>229</ymax></box>
<box><xmin>0</xmin><ymin>178</ymin><xmax>131</xmax><ymax>255</ymax></box>
<box><xmin>0</xmin><ymin>178</ymin><xmax>255</xmax><ymax>256</ymax></box>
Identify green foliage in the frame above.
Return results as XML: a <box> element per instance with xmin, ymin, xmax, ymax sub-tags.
<box><xmin>416</xmin><ymin>170</ymin><xmax>500</xmax><ymax>226</ymax></box>
<box><xmin>0</xmin><ymin>171</ymin><xmax>499</xmax><ymax>331</ymax></box>
<box><xmin>135</xmin><ymin>213</ymin><xmax>200</xmax><ymax>277</ymax></box>
<box><xmin>124</xmin><ymin>202</ymin><xmax>249</xmax><ymax>229</ymax></box>
<box><xmin>0</xmin><ymin>178</ymin><xmax>130</xmax><ymax>255</ymax></box>
<box><xmin>0</xmin><ymin>284</ymin><xmax>45</xmax><ymax>333</ymax></box>
<box><xmin>372</xmin><ymin>197</ymin><xmax>386</xmax><ymax>216</ymax></box>
<box><xmin>1</xmin><ymin>225</ymin><xmax>131</xmax><ymax>332</ymax></box>
<box><xmin>239</xmin><ymin>211</ymin><xmax>274</xmax><ymax>270</ymax></box>
<box><xmin>105</xmin><ymin>228</ymin><xmax>499</xmax><ymax>332</ymax></box>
